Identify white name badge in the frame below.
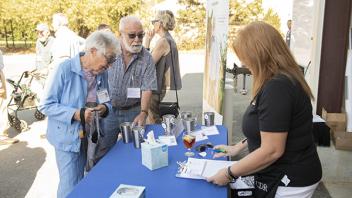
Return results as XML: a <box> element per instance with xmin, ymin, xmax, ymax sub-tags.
<box><xmin>127</xmin><ymin>88</ymin><xmax>141</xmax><ymax>98</ymax></box>
<box><xmin>97</xmin><ymin>88</ymin><xmax>110</xmax><ymax>103</ymax></box>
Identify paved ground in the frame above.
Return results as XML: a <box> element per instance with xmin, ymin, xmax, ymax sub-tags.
<box><xmin>0</xmin><ymin>52</ymin><xmax>351</xmax><ymax>198</ymax></box>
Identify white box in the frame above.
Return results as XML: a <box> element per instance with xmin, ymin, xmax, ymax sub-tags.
<box><xmin>109</xmin><ymin>184</ymin><xmax>145</xmax><ymax>198</ymax></box>
<box><xmin>141</xmin><ymin>142</ymin><xmax>168</xmax><ymax>170</ymax></box>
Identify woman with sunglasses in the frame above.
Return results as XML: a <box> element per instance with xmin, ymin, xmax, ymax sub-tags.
<box><xmin>143</xmin><ymin>10</ymin><xmax>182</xmax><ymax>123</ymax></box>
<box><xmin>207</xmin><ymin>22</ymin><xmax>322</xmax><ymax>197</ymax></box>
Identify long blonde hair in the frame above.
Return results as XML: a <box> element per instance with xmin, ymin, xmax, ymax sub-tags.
<box><xmin>233</xmin><ymin>21</ymin><xmax>314</xmax><ymax>100</ymax></box>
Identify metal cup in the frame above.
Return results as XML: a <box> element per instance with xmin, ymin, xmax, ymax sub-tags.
<box><xmin>132</xmin><ymin>126</ymin><xmax>145</xmax><ymax>149</ymax></box>
<box><xmin>183</xmin><ymin>117</ymin><xmax>196</xmax><ymax>134</ymax></box>
<box><xmin>204</xmin><ymin>112</ymin><xmax>215</xmax><ymax>127</ymax></box>
<box><xmin>162</xmin><ymin>114</ymin><xmax>176</xmax><ymax>136</ymax></box>
<box><xmin>180</xmin><ymin>111</ymin><xmax>192</xmax><ymax>119</ymax></box>
<box><xmin>120</xmin><ymin>122</ymin><xmax>132</xmax><ymax>143</ymax></box>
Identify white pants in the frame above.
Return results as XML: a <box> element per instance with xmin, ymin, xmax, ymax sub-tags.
<box><xmin>275</xmin><ymin>181</ymin><xmax>320</xmax><ymax>198</ymax></box>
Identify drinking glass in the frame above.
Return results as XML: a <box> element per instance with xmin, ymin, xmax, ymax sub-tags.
<box><xmin>182</xmin><ymin>133</ymin><xmax>196</xmax><ymax>157</ymax></box>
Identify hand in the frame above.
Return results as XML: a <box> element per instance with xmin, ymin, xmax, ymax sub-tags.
<box><xmin>212</xmin><ymin>145</ymin><xmax>238</xmax><ymax>158</ymax></box>
<box><xmin>94</xmin><ymin>104</ymin><xmax>107</xmax><ymax>117</ymax></box>
<box><xmin>132</xmin><ymin>112</ymin><xmax>147</xmax><ymax>126</ymax></box>
<box><xmin>206</xmin><ymin>168</ymin><xmax>231</xmax><ymax>186</ymax></box>
<box><xmin>143</xmin><ymin>29</ymin><xmax>155</xmax><ymax>47</ymax></box>
<box><xmin>73</xmin><ymin>108</ymin><xmax>94</xmax><ymax>123</ymax></box>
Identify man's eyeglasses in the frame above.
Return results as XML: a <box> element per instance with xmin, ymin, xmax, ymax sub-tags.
<box><xmin>127</xmin><ymin>32</ymin><xmax>145</xmax><ymax>40</ymax></box>
<box><xmin>104</xmin><ymin>54</ymin><xmax>117</xmax><ymax>65</ymax></box>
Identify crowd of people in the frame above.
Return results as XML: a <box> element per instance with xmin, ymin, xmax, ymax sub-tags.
<box><xmin>0</xmin><ymin>11</ymin><xmax>322</xmax><ymax>198</ymax></box>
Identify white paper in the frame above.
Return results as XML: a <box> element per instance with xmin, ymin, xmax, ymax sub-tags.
<box><xmin>176</xmin><ymin>158</ymin><xmax>236</xmax><ymax>180</ymax></box>
<box><xmin>313</xmin><ymin>115</ymin><xmax>325</xmax><ymax>123</ymax></box>
<box><xmin>200</xmin><ymin>126</ymin><xmax>219</xmax><ymax>136</ymax></box>
<box><xmin>158</xmin><ymin>135</ymin><xmax>178</xmax><ymax>146</ymax></box>
<box><xmin>190</xmin><ymin>131</ymin><xmax>208</xmax><ymax>142</ymax></box>
<box><xmin>127</xmin><ymin>88</ymin><xmax>141</xmax><ymax>98</ymax></box>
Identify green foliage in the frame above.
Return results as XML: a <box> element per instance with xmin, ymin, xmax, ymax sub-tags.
<box><xmin>176</xmin><ymin>0</ymin><xmax>281</xmax><ymax>50</ymax></box>
<box><xmin>0</xmin><ymin>0</ymin><xmax>142</xmax><ymax>46</ymax></box>
<box><xmin>175</xmin><ymin>0</ymin><xmax>206</xmax><ymax>50</ymax></box>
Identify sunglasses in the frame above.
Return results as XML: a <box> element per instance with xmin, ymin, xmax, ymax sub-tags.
<box><xmin>104</xmin><ymin>54</ymin><xmax>117</xmax><ymax>65</ymax></box>
<box><xmin>195</xmin><ymin>142</ymin><xmax>214</xmax><ymax>152</ymax></box>
<box><xmin>151</xmin><ymin>20</ymin><xmax>159</xmax><ymax>25</ymax></box>
<box><xmin>127</xmin><ymin>32</ymin><xmax>145</xmax><ymax>39</ymax></box>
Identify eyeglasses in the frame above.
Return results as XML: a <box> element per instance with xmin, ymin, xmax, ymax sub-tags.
<box><xmin>104</xmin><ymin>54</ymin><xmax>117</xmax><ymax>65</ymax></box>
<box><xmin>127</xmin><ymin>32</ymin><xmax>145</xmax><ymax>40</ymax></box>
<box><xmin>195</xmin><ymin>142</ymin><xmax>214</xmax><ymax>152</ymax></box>
<box><xmin>151</xmin><ymin>20</ymin><xmax>159</xmax><ymax>25</ymax></box>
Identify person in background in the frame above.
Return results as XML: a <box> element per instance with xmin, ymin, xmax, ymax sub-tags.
<box><xmin>207</xmin><ymin>22</ymin><xmax>322</xmax><ymax>198</ymax></box>
<box><xmin>51</xmin><ymin>13</ymin><xmax>85</xmax><ymax>67</ymax></box>
<box><xmin>143</xmin><ymin>10</ymin><xmax>182</xmax><ymax>123</ymax></box>
<box><xmin>285</xmin><ymin>19</ymin><xmax>292</xmax><ymax>48</ymax></box>
<box><xmin>39</xmin><ymin>30</ymin><xmax>120</xmax><ymax>198</ymax></box>
<box><xmin>97</xmin><ymin>23</ymin><xmax>112</xmax><ymax>32</ymax></box>
<box><xmin>35</xmin><ymin>23</ymin><xmax>54</xmax><ymax>71</ymax></box>
<box><xmin>0</xmin><ymin>50</ymin><xmax>19</xmax><ymax>145</ymax></box>
<box><xmin>98</xmin><ymin>16</ymin><xmax>157</xmax><ymax>165</ymax></box>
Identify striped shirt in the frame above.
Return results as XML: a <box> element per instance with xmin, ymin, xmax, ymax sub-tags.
<box><xmin>108</xmin><ymin>47</ymin><xmax>157</xmax><ymax>107</ymax></box>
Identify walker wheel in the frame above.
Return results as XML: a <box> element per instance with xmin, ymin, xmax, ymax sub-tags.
<box><xmin>14</xmin><ymin>119</ymin><xmax>28</xmax><ymax>132</ymax></box>
<box><xmin>34</xmin><ymin>109</ymin><xmax>45</xmax><ymax>120</ymax></box>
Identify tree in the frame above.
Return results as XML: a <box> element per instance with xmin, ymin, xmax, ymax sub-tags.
<box><xmin>0</xmin><ymin>0</ymin><xmax>142</xmax><ymax>47</ymax></box>
<box><xmin>176</xmin><ymin>0</ymin><xmax>281</xmax><ymax>50</ymax></box>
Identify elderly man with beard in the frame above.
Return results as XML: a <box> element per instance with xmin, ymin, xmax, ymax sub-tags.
<box><xmin>94</xmin><ymin>16</ymin><xmax>157</xmax><ymax>165</ymax></box>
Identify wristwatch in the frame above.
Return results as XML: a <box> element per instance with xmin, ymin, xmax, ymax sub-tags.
<box><xmin>227</xmin><ymin>166</ymin><xmax>239</xmax><ymax>180</ymax></box>
<box><xmin>141</xmin><ymin>109</ymin><xmax>148</xmax><ymax>116</ymax></box>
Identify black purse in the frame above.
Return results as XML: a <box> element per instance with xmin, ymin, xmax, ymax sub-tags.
<box><xmin>159</xmin><ymin>40</ymin><xmax>180</xmax><ymax>117</ymax></box>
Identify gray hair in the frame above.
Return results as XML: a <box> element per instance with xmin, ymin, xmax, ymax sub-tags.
<box><xmin>119</xmin><ymin>16</ymin><xmax>142</xmax><ymax>32</ymax></box>
<box><xmin>85</xmin><ymin>30</ymin><xmax>121</xmax><ymax>57</ymax></box>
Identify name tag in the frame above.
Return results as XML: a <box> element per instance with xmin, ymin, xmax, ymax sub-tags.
<box><xmin>127</xmin><ymin>88</ymin><xmax>141</xmax><ymax>98</ymax></box>
<box><xmin>97</xmin><ymin>88</ymin><xmax>110</xmax><ymax>103</ymax></box>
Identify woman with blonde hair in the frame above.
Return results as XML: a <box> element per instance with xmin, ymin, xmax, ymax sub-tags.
<box><xmin>207</xmin><ymin>21</ymin><xmax>322</xmax><ymax>197</ymax></box>
<box><xmin>144</xmin><ymin>10</ymin><xmax>182</xmax><ymax>123</ymax></box>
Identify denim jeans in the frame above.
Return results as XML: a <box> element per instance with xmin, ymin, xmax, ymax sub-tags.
<box><xmin>55</xmin><ymin>139</ymin><xmax>87</xmax><ymax>198</ymax></box>
<box><xmin>94</xmin><ymin>106</ymin><xmax>140</xmax><ymax>163</ymax></box>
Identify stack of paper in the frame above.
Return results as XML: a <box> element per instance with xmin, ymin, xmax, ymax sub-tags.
<box><xmin>176</xmin><ymin>158</ymin><xmax>236</xmax><ymax>179</ymax></box>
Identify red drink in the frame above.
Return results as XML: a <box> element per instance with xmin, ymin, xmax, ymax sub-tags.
<box><xmin>183</xmin><ymin>134</ymin><xmax>196</xmax><ymax>149</ymax></box>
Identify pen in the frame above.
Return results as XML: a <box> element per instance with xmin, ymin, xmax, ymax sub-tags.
<box><xmin>213</xmin><ymin>148</ymin><xmax>227</xmax><ymax>153</ymax></box>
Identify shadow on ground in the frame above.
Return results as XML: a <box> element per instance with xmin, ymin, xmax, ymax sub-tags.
<box><xmin>0</xmin><ymin>141</ymin><xmax>46</xmax><ymax>198</ymax></box>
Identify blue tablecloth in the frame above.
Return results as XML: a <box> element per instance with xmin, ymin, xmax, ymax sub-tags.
<box><xmin>68</xmin><ymin>125</ymin><xmax>229</xmax><ymax>198</ymax></box>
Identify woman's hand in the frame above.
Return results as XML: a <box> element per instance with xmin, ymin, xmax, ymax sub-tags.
<box><xmin>206</xmin><ymin>167</ymin><xmax>231</xmax><ymax>186</ymax></box>
<box><xmin>143</xmin><ymin>30</ymin><xmax>155</xmax><ymax>47</ymax></box>
<box><xmin>213</xmin><ymin>144</ymin><xmax>239</xmax><ymax>158</ymax></box>
<box><xmin>73</xmin><ymin>108</ymin><xmax>94</xmax><ymax>123</ymax></box>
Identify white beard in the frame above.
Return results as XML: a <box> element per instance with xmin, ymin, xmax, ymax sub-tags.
<box><xmin>122</xmin><ymin>37</ymin><xmax>142</xmax><ymax>53</ymax></box>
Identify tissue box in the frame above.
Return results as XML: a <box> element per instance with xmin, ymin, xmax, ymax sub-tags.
<box><xmin>109</xmin><ymin>184</ymin><xmax>145</xmax><ymax>198</ymax></box>
<box><xmin>141</xmin><ymin>142</ymin><xmax>168</xmax><ymax>170</ymax></box>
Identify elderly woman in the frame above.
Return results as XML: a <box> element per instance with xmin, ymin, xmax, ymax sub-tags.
<box><xmin>143</xmin><ymin>10</ymin><xmax>182</xmax><ymax>123</ymax></box>
<box><xmin>39</xmin><ymin>30</ymin><xmax>120</xmax><ymax>198</ymax></box>
<box><xmin>207</xmin><ymin>22</ymin><xmax>322</xmax><ymax>198</ymax></box>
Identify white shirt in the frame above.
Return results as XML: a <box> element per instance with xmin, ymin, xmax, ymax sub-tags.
<box><xmin>0</xmin><ymin>50</ymin><xmax>4</xmax><ymax>70</ymax></box>
<box><xmin>51</xmin><ymin>26</ymin><xmax>85</xmax><ymax>63</ymax></box>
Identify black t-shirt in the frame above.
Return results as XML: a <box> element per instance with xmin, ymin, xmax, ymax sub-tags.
<box><xmin>242</xmin><ymin>74</ymin><xmax>322</xmax><ymax>187</ymax></box>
